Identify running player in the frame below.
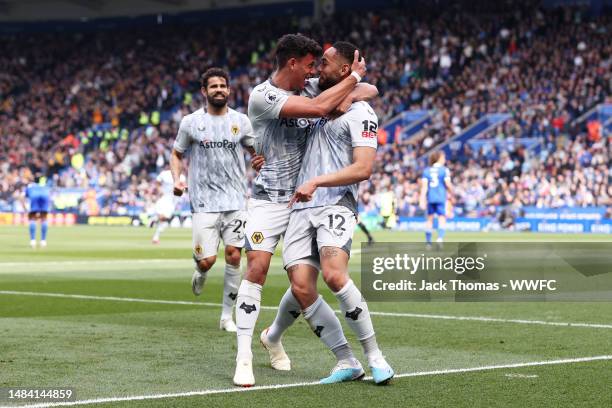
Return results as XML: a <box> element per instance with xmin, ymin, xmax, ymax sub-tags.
<box><xmin>171</xmin><ymin>67</ymin><xmax>255</xmax><ymax>333</ymax></box>
<box><xmin>419</xmin><ymin>151</ymin><xmax>453</xmax><ymax>249</ymax></box>
<box><xmin>233</xmin><ymin>33</ymin><xmax>371</xmax><ymax>387</ymax></box>
<box><xmin>150</xmin><ymin>164</ymin><xmax>183</xmax><ymax>244</ymax></box>
<box><xmin>24</xmin><ymin>175</ymin><xmax>51</xmax><ymax>249</ymax></box>
<box><xmin>265</xmin><ymin>42</ymin><xmax>394</xmax><ymax>385</ymax></box>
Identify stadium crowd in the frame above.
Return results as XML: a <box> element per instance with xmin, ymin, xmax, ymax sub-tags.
<box><xmin>0</xmin><ymin>2</ymin><xmax>610</xmax><ymax>218</ymax></box>
<box><xmin>360</xmin><ymin>131</ymin><xmax>611</xmax><ymax>219</ymax></box>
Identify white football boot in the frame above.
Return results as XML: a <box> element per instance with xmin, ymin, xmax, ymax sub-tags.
<box><xmin>260</xmin><ymin>328</ymin><xmax>291</xmax><ymax>371</ymax></box>
<box><xmin>220</xmin><ymin>318</ymin><xmax>237</xmax><ymax>332</ymax></box>
<box><xmin>233</xmin><ymin>358</ymin><xmax>255</xmax><ymax>387</ymax></box>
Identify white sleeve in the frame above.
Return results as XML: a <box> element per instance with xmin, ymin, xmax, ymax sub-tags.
<box><xmin>172</xmin><ymin>116</ymin><xmax>192</xmax><ymax>153</ymax></box>
<box><xmin>301</xmin><ymin>78</ymin><xmax>321</xmax><ymax>98</ymax></box>
<box><xmin>239</xmin><ymin>114</ymin><xmax>256</xmax><ymax>147</ymax></box>
<box><xmin>248</xmin><ymin>86</ymin><xmax>290</xmax><ymax>121</ymax></box>
<box><xmin>345</xmin><ymin>104</ymin><xmax>378</xmax><ymax>149</ymax></box>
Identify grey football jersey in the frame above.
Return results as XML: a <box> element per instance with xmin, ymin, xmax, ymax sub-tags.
<box><xmin>293</xmin><ymin>101</ymin><xmax>378</xmax><ymax>212</ymax></box>
<box><xmin>173</xmin><ymin>108</ymin><xmax>253</xmax><ymax>213</ymax></box>
<box><xmin>248</xmin><ymin>79</ymin><xmax>319</xmax><ymax>203</ymax></box>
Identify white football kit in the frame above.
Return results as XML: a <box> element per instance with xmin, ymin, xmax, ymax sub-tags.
<box><xmin>244</xmin><ymin>78</ymin><xmax>319</xmax><ymax>253</ymax></box>
<box><xmin>173</xmin><ymin>107</ymin><xmax>254</xmax><ymax>259</ymax></box>
<box><xmin>154</xmin><ymin>170</ymin><xmax>179</xmax><ymax>219</ymax></box>
<box><xmin>283</xmin><ymin>101</ymin><xmax>378</xmax><ymax>269</ymax></box>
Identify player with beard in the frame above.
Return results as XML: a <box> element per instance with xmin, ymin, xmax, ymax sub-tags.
<box><xmin>172</xmin><ymin>67</ymin><xmax>257</xmax><ymax>333</ymax></box>
<box><xmin>264</xmin><ymin>42</ymin><xmax>394</xmax><ymax>384</ymax></box>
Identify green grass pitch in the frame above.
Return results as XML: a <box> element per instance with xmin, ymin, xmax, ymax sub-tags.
<box><xmin>0</xmin><ymin>226</ymin><xmax>611</xmax><ymax>407</ymax></box>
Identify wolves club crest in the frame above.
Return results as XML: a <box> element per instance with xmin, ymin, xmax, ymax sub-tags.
<box><xmin>251</xmin><ymin>231</ymin><xmax>264</xmax><ymax>244</ymax></box>
<box><xmin>345</xmin><ymin>307</ymin><xmax>363</xmax><ymax>321</ymax></box>
<box><xmin>239</xmin><ymin>302</ymin><xmax>257</xmax><ymax>314</ymax></box>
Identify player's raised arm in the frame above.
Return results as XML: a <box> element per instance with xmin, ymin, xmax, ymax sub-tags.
<box><xmin>351</xmin><ymin>83</ymin><xmax>379</xmax><ymax>100</ymax></box>
<box><xmin>279</xmin><ymin>50</ymin><xmax>366</xmax><ymax>118</ymax></box>
<box><xmin>332</xmin><ymin>83</ymin><xmax>379</xmax><ymax>116</ymax></box>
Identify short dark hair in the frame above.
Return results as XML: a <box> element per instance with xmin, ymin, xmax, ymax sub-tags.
<box><xmin>274</xmin><ymin>33</ymin><xmax>322</xmax><ymax>68</ymax></box>
<box><xmin>429</xmin><ymin>151</ymin><xmax>443</xmax><ymax>166</ymax></box>
<box><xmin>200</xmin><ymin>67</ymin><xmax>229</xmax><ymax>89</ymax></box>
<box><xmin>332</xmin><ymin>41</ymin><xmax>361</xmax><ymax>65</ymax></box>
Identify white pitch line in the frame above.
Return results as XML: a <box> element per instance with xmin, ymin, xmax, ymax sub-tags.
<box><xmin>356</xmin><ymin>310</ymin><xmax>612</xmax><ymax>329</ymax></box>
<box><xmin>0</xmin><ymin>290</ymin><xmax>234</xmax><ymax>310</ymax></box>
<box><xmin>1</xmin><ymin>290</ymin><xmax>612</xmax><ymax>329</ymax></box>
<box><xmin>0</xmin><ymin>259</ymin><xmax>187</xmax><ymax>267</ymax></box>
<box><xmin>505</xmin><ymin>373</ymin><xmax>539</xmax><ymax>378</ymax></box>
<box><xmin>4</xmin><ymin>355</ymin><xmax>611</xmax><ymax>408</ymax></box>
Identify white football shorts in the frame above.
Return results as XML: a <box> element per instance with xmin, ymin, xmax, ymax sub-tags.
<box><xmin>244</xmin><ymin>198</ymin><xmax>291</xmax><ymax>254</ymax></box>
<box><xmin>192</xmin><ymin>210</ymin><xmax>246</xmax><ymax>260</ymax></box>
<box><xmin>282</xmin><ymin>205</ymin><xmax>357</xmax><ymax>270</ymax></box>
<box><xmin>155</xmin><ymin>196</ymin><xmax>176</xmax><ymax>219</ymax></box>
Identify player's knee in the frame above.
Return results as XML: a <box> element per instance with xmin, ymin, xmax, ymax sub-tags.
<box><xmin>245</xmin><ymin>263</ymin><xmax>266</xmax><ymax>285</ymax></box>
<box><xmin>290</xmin><ymin>281</ymin><xmax>317</xmax><ymax>308</ymax></box>
<box><xmin>225</xmin><ymin>247</ymin><xmax>242</xmax><ymax>266</ymax></box>
<box><xmin>196</xmin><ymin>256</ymin><xmax>216</xmax><ymax>272</ymax></box>
<box><xmin>322</xmin><ymin>270</ymin><xmax>348</xmax><ymax>292</ymax></box>
<box><xmin>225</xmin><ymin>253</ymin><xmax>241</xmax><ymax>266</ymax></box>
